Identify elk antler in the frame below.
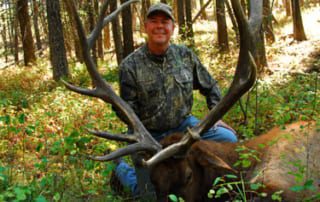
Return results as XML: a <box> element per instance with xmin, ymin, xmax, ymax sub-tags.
<box><xmin>144</xmin><ymin>0</ymin><xmax>260</xmax><ymax>168</ymax></box>
<box><xmin>63</xmin><ymin>0</ymin><xmax>161</xmax><ymax>161</ymax></box>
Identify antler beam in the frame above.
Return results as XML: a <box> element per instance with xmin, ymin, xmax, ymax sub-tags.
<box><xmin>63</xmin><ymin>0</ymin><xmax>161</xmax><ymax>161</ymax></box>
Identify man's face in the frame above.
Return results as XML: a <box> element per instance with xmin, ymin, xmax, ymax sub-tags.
<box><xmin>144</xmin><ymin>12</ymin><xmax>174</xmax><ymax>47</ymax></box>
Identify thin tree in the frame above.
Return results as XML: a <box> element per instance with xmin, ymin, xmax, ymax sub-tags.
<box><xmin>104</xmin><ymin>23</ymin><xmax>111</xmax><ymax>49</ymax></box>
<box><xmin>13</xmin><ymin>4</ymin><xmax>19</xmax><ymax>62</ymax></box>
<box><xmin>1</xmin><ymin>14</ymin><xmax>8</xmax><ymax>62</ymax></box>
<box><xmin>17</xmin><ymin>0</ymin><xmax>36</xmax><ymax>65</ymax></box>
<box><xmin>185</xmin><ymin>0</ymin><xmax>194</xmax><ymax>44</ymax></box>
<box><xmin>291</xmin><ymin>0</ymin><xmax>307</xmax><ymax>41</ymax></box>
<box><xmin>95</xmin><ymin>0</ymin><xmax>104</xmax><ymax>59</ymax></box>
<box><xmin>121</xmin><ymin>0</ymin><xmax>134</xmax><ymax>58</ymax></box>
<box><xmin>284</xmin><ymin>0</ymin><xmax>291</xmax><ymax>16</ymax></box>
<box><xmin>216</xmin><ymin>0</ymin><xmax>229</xmax><ymax>52</ymax></box>
<box><xmin>62</xmin><ymin>0</ymin><xmax>84</xmax><ymax>62</ymax></box>
<box><xmin>140</xmin><ymin>0</ymin><xmax>151</xmax><ymax>33</ymax></box>
<box><xmin>87</xmin><ymin>0</ymin><xmax>98</xmax><ymax>64</ymax></box>
<box><xmin>32</xmin><ymin>0</ymin><xmax>42</xmax><ymax>50</ymax></box>
<box><xmin>46</xmin><ymin>0</ymin><xmax>69</xmax><ymax>81</ymax></box>
<box><xmin>263</xmin><ymin>0</ymin><xmax>275</xmax><ymax>44</ymax></box>
<box><xmin>177</xmin><ymin>0</ymin><xmax>186</xmax><ymax>39</ymax></box>
<box><xmin>225</xmin><ymin>0</ymin><xmax>239</xmax><ymax>42</ymax></box>
<box><xmin>110</xmin><ymin>0</ymin><xmax>124</xmax><ymax>64</ymax></box>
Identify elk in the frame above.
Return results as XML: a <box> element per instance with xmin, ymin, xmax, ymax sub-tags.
<box><xmin>62</xmin><ymin>0</ymin><xmax>319</xmax><ymax>201</ymax></box>
<box><xmin>150</xmin><ymin>121</ymin><xmax>320</xmax><ymax>201</ymax></box>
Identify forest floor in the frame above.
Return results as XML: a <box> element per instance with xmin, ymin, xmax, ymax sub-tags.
<box><xmin>0</xmin><ymin>4</ymin><xmax>320</xmax><ymax>202</ymax></box>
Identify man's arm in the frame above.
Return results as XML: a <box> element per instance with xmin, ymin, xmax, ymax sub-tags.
<box><xmin>115</xmin><ymin>63</ymin><xmax>139</xmax><ymax>126</ymax></box>
<box><xmin>190</xmin><ymin>51</ymin><xmax>236</xmax><ymax>134</ymax></box>
<box><xmin>191</xmin><ymin>51</ymin><xmax>221</xmax><ymax>109</ymax></box>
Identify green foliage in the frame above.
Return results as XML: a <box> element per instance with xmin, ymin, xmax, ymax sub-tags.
<box><xmin>208</xmin><ymin>173</ymin><xmax>270</xmax><ymax>201</ymax></box>
<box><xmin>168</xmin><ymin>194</ymin><xmax>185</xmax><ymax>202</ymax></box>
<box><xmin>287</xmin><ymin>160</ymin><xmax>319</xmax><ymax>201</ymax></box>
<box><xmin>234</xmin><ymin>146</ymin><xmax>261</xmax><ymax>169</ymax></box>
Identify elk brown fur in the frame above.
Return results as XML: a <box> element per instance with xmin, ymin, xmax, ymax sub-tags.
<box><xmin>150</xmin><ymin>121</ymin><xmax>320</xmax><ymax>202</ymax></box>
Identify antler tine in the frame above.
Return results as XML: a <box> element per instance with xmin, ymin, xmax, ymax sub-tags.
<box><xmin>87</xmin><ymin>129</ymin><xmax>137</xmax><ymax>143</ymax></box>
<box><xmin>63</xmin><ymin>0</ymin><xmax>161</xmax><ymax>160</ymax></box>
<box><xmin>144</xmin><ymin>0</ymin><xmax>260</xmax><ymax>168</ymax></box>
<box><xmin>89</xmin><ymin>142</ymin><xmax>158</xmax><ymax>162</ymax></box>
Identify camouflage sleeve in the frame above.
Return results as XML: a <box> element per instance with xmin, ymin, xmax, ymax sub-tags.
<box><xmin>115</xmin><ymin>61</ymin><xmax>139</xmax><ymax>125</ymax></box>
<box><xmin>191</xmin><ymin>51</ymin><xmax>222</xmax><ymax>109</ymax></box>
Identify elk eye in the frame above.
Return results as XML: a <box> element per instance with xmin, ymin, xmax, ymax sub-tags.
<box><xmin>187</xmin><ymin>172</ymin><xmax>192</xmax><ymax>182</ymax></box>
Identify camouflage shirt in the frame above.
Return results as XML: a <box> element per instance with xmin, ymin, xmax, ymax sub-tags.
<box><xmin>119</xmin><ymin>44</ymin><xmax>221</xmax><ymax>132</ymax></box>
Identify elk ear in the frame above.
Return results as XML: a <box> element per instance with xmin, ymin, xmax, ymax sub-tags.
<box><xmin>190</xmin><ymin>144</ymin><xmax>236</xmax><ymax>173</ymax></box>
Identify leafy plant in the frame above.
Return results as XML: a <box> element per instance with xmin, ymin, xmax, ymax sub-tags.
<box><xmin>234</xmin><ymin>146</ymin><xmax>261</xmax><ymax>169</ymax></box>
<box><xmin>208</xmin><ymin>174</ymin><xmax>268</xmax><ymax>201</ymax></box>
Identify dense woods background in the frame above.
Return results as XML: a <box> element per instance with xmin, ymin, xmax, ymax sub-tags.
<box><xmin>0</xmin><ymin>0</ymin><xmax>319</xmax><ymax>201</ymax></box>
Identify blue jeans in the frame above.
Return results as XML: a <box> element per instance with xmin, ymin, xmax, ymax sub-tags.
<box><xmin>114</xmin><ymin>115</ymin><xmax>237</xmax><ymax>196</ymax></box>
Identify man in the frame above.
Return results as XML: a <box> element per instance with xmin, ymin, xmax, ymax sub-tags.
<box><xmin>114</xmin><ymin>2</ymin><xmax>237</xmax><ymax>197</ymax></box>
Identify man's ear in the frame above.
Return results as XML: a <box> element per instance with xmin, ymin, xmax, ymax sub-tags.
<box><xmin>190</xmin><ymin>145</ymin><xmax>236</xmax><ymax>173</ymax></box>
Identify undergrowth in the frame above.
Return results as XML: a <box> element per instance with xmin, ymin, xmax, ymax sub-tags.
<box><xmin>0</xmin><ymin>6</ymin><xmax>320</xmax><ymax>202</ymax></box>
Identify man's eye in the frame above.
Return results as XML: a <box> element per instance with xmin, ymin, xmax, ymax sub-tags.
<box><xmin>162</xmin><ymin>20</ymin><xmax>170</xmax><ymax>24</ymax></box>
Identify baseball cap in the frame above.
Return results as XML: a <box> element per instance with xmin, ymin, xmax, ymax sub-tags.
<box><xmin>146</xmin><ymin>3</ymin><xmax>174</xmax><ymax>21</ymax></box>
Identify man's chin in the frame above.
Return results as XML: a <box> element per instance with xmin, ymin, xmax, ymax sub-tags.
<box><xmin>152</xmin><ymin>39</ymin><xmax>168</xmax><ymax>45</ymax></box>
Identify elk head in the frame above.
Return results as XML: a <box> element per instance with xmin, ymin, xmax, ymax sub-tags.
<box><xmin>63</xmin><ymin>0</ymin><xmax>259</xmax><ymax>201</ymax></box>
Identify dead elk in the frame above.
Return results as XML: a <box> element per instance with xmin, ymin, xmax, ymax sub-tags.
<box><xmin>150</xmin><ymin>121</ymin><xmax>320</xmax><ymax>202</ymax></box>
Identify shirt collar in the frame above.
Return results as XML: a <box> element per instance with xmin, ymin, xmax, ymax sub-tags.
<box><xmin>143</xmin><ymin>44</ymin><xmax>172</xmax><ymax>64</ymax></box>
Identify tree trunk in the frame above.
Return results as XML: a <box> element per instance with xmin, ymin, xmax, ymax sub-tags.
<box><xmin>32</xmin><ymin>0</ymin><xmax>42</xmax><ymax>50</ymax></box>
<box><xmin>249</xmin><ymin>0</ymin><xmax>268</xmax><ymax>71</ymax></box>
<box><xmin>216</xmin><ymin>0</ymin><xmax>229</xmax><ymax>52</ymax></box>
<box><xmin>87</xmin><ymin>0</ymin><xmax>97</xmax><ymax>65</ymax></box>
<box><xmin>110</xmin><ymin>0</ymin><xmax>123</xmax><ymax>65</ymax></box>
<box><xmin>291</xmin><ymin>0</ymin><xmax>307</xmax><ymax>41</ymax></box>
<box><xmin>7</xmin><ymin>0</ymin><xmax>14</xmax><ymax>58</ymax></box>
<box><xmin>173</xmin><ymin>0</ymin><xmax>178</xmax><ymax>21</ymax></box>
<box><xmin>177</xmin><ymin>0</ymin><xmax>186</xmax><ymax>39</ymax></box>
<box><xmin>121</xmin><ymin>0</ymin><xmax>134</xmax><ymax>58</ymax></box>
<box><xmin>300</xmin><ymin>0</ymin><xmax>304</xmax><ymax>7</ymax></box>
<box><xmin>38</xmin><ymin>2</ymin><xmax>48</xmax><ymax>36</ymax></box>
<box><xmin>17</xmin><ymin>0</ymin><xmax>36</xmax><ymax>65</ymax></box>
<box><xmin>62</xmin><ymin>0</ymin><xmax>84</xmax><ymax>62</ymax></box>
<box><xmin>225</xmin><ymin>0</ymin><xmax>239</xmax><ymax>43</ymax></box>
<box><xmin>140</xmin><ymin>0</ymin><xmax>151</xmax><ymax>33</ymax></box>
<box><xmin>95</xmin><ymin>0</ymin><xmax>104</xmax><ymax>59</ymax></box>
<box><xmin>46</xmin><ymin>0</ymin><xmax>69</xmax><ymax>81</ymax></box>
<box><xmin>13</xmin><ymin>8</ymin><xmax>19</xmax><ymax>63</ymax></box>
<box><xmin>263</xmin><ymin>0</ymin><xmax>275</xmax><ymax>44</ymax></box>
<box><xmin>104</xmin><ymin>23</ymin><xmax>111</xmax><ymax>49</ymax></box>
<box><xmin>284</xmin><ymin>0</ymin><xmax>291</xmax><ymax>16</ymax></box>
<box><xmin>185</xmin><ymin>0</ymin><xmax>194</xmax><ymax>45</ymax></box>
<box><xmin>1</xmin><ymin>14</ymin><xmax>8</xmax><ymax>62</ymax></box>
